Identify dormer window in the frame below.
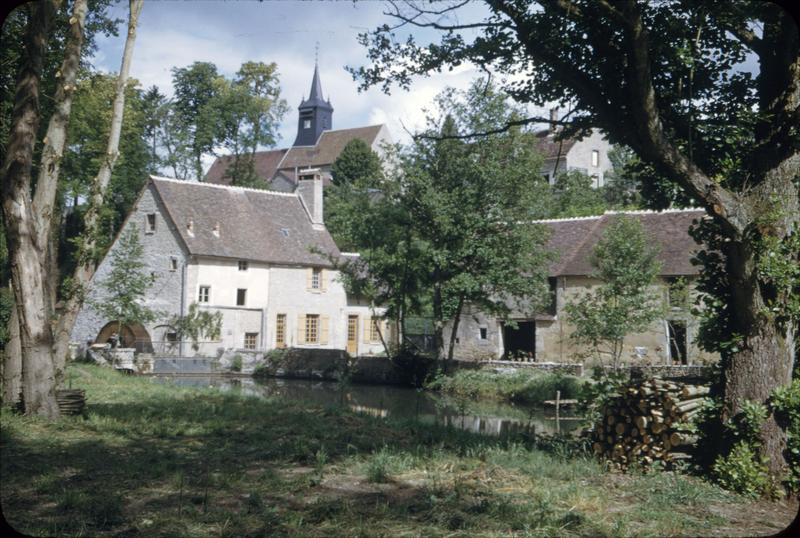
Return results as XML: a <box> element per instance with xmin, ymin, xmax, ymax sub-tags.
<box><xmin>280</xmin><ymin>228</ymin><xmax>289</xmax><ymax>237</ymax></box>
<box><xmin>212</xmin><ymin>221</ymin><xmax>220</xmax><ymax>238</ymax></box>
<box><xmin>187</xmin><ymin>219</ymin><xmax>194</xmax><ymax>237</ymax></box>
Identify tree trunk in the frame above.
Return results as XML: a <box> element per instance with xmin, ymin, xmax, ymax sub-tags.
<box><xmin>53</xmin><ymin>0</ymin><xmax>144</xmax><ymax>367</ymax></box>
<box><xmin>721</xmin><ymin>235</ymin><xmax>796</xmax><ymax>479</ymax></box>
<box><xmin>1</xmin><ymin>0</ymin><xmax>60</xmax><ymax>417</ymax></box>
<box><xmin>446</xmin><ymin>296</ymin><xmax>465</xmax><ymax>364</ymax></box>
<box><xmin>2</xmin><ymin>297</ymin><xmax>22</xmax><ymax>405</ymax></box>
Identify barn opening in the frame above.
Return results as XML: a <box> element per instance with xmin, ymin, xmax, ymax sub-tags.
<box><xmin>95</xmin><ymin>321</ymin><xmax>153</xmax><ymax>353</ymax></box>
<box><xmin>503</xmin><ymin>320</ymin><xmax>535</xmax><ymax>361</ymax></box>
<box><xmin>667</xmin><ymin>320</ymin><xmax>687</xmax><ymax>365</ymax></box>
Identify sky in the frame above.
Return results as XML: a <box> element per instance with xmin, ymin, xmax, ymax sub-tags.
<box><xmin>90</xmin><ymin>0</ymin><xmax>516</xmax><ymax>172</ymax></box>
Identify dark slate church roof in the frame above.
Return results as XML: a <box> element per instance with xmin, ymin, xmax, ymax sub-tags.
<box><xmin>203</xmin><ymin>148</ymin><xmax>288</xmax><ymax>186</ymax></box>
<box><xmin>150</xmin><ymin>176</ymin><xmax>340</xmax><ymax>267</ymax></box>
<box><xmin>278</xmin><ymin>125</ymin><xmax>385</xmax><ymax>170</ymax></box>
<box><xmin>540</xmin><ymin>209</ymin><xmax>706</xmax><ymax>277</ymax></box>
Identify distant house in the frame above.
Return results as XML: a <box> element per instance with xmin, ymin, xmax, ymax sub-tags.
<box><xmin>443</xmin><ymin>209</ymin><xmax>719</xmax><ymax>366</ymax></box>
<box><xmin>205</xmin><ymin>62</ymin><xmax>392</xmax><ymax>191</ymax></box>
<box><xmin>72</xmin><ymin>176</ymin><xmax>389</xmax><ymax>359</ymax></box>
<box><xmin>535</xmin><ymin>109</ymin><xmax>614</xmax><ymax>188</ymax></box>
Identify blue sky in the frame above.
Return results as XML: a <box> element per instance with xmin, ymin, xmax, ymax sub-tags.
<box><xmin>91</xmin><ymin>0</ymin><xmax>509</xmax><ymax>168</ymax></box>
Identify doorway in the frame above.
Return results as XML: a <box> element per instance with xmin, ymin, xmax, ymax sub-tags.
<box><xmin>668</xmin><ymin>320</ymin><xmax>688</xmax><ymax>365</ymax></box>
<box><xmin>503</xmin><ymin>320</ymin><xmax>535</xmax><ymax>361</ymax></box>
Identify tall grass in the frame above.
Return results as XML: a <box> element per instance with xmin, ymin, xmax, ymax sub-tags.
<box><xmin>428</xmin><ymin>369</ymin><xmax>587</xmax><ymax>405</ymax></box>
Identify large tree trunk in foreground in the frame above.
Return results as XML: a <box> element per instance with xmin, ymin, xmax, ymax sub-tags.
<box><xmin>2</xmin><ymin>300</ymin><xmax>22</xmax><ymax>405</ymax></box>
<box><xmin>1</xmin><ymin>0</ymin><xmax>60</xmax><ymax>417</ymax></box>
<box><xmin>721</xmin><ymin>230</ymin><xmax>797</xmax><ymax>479</ymax></box>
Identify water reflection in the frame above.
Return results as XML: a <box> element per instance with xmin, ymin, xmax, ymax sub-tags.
<box><xmin>152</xmin><ymin>375</ymin><xmax>584</xmax><ymax>437</ymax></box>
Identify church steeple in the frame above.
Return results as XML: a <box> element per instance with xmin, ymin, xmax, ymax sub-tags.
<box><xmin>293</xmin><ymin>54</ymin><xmax>333</xmax><ymax>147</ymax></box>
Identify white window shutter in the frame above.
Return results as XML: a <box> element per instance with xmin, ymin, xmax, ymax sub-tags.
<box><xmin>321</xmin><ymin>269</ymin><xmax>328</xmax><ymax>292</ymax></box>
<box><xmin>297</xmin><ymin>315</ymin><xmax>306</xmax><ymax>345</ymax></box>
<box><xmin>306</xmin><ymin>268</ymin><xmax>312</xmax><ymax>291</ymax></box>
<box><xmin>320</xmin><ymin>316</ymin><xmax>329</xmax><ymax>345</ymax></box>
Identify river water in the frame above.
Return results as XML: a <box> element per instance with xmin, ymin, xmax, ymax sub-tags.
<box><xmin>153</xmin><ymin>375</ymin><xmax>585</xmax><ymax>437</ymax></box>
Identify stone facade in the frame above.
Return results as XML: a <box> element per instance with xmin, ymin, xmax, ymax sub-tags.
<box><xmin>445</xmin><ymin>275</ymin><xmax>717</xmax><ymax>366</ymax></box>
<box><xmin>540</xmin><ymin>128</ymin><xmax>614</xmax><ymax>188</ymax></box>
<box><xmin>71</xmin><ymin>184</ymin><xmax>189</xmax><ymax>352</ymax></box>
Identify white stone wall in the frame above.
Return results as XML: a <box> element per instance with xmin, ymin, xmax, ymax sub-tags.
<box><xmin>541</xmin><ymin>129</ymin><xmax>614</xmax><ymax>188</ymax></box>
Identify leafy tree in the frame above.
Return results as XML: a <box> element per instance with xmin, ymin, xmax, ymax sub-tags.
<box><xmin>171</xmin><ymin>62</ymin><xmax>225</xmax><ymax>181</ymax></box>
<box><xmin>331</xmin><ymin>138</ymin><xmax>384</xmax><ymax>186</ymax></box>
<box><xmin>565</xmin><ymin>216</ymin><xmax>663</xmax><ymax>368</ymax></box>
<box><xmin>551</xmin><ymin>170</ymin><xmax>607</xmax><ymax>218</ymax></box>
<box><xmin>334</xmin><ymin>80</ymin><xmax>552</xmax><ymax>365</ymax></box>
<box><xmin>170</xmin><ymin>303</ymin><xmax>223</xmax><ymax>353</ymax></box>
<box><xmin>352</xmin><ymin>0</ymin><xmax>799</xmax><ymax>481</ymax></box>
<box><xmin>602</xmin><ymin>146</ymin><xmax>643</xmax><ymax>209</ymax></box>
<box><xmin>90</xmin><ymin>227</ymin><xmax>160</xmax><ymax>344</ymax></box>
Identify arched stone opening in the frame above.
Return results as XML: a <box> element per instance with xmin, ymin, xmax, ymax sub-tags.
<box><xmin>95</xmin><ymin>321</ymin><xmax>153</xmax><ymax>353</ymax></box>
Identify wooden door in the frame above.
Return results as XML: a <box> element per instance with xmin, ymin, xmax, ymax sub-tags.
<box><xmin>347</xmin><ymin>315</ymin><xmax>359</xmax><ymax>356</ymax></box>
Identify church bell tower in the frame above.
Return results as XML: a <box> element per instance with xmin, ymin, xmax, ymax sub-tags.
<box><xmin>293</xmin><ymin>57</ymin><xmax>333</xmax><ymax>147</ymax></box>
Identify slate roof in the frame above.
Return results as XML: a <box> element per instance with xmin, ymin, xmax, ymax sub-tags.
<box><xmin>540</xmin><ymin>209</ymin><xmax>706</xmax><ymax>277</ymax></box>
<box><xmin>278</xmin><ymin>125</ymin><xmax>384</xmax><ymax>171</ymax></box>
<box><xmin>150</xmin><ymin>177</ymin><xmax>340</xmax><ymax>267</ymax></box>
<box><xmin>204</xmin><ymin>148</ymin><xmax>288</xmax><ymax>186</ymax></box>
<box><xmin>534</xmin><ymin>129</ymin><xmax>578</xmax><ymax>160</ymax></box>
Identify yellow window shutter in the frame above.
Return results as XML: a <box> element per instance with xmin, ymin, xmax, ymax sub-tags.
<box><xmin>297</xmin><ymin>315</ymin><xmax>306</xmax><ymax>345</ymax></box>
<box><xmin>320</xmin><ymin>316</ymin><xmax>329</xmax><ymax>345</ymax></box>
<box><xmin>321</xmin><ymin>269</ymin><xmax>328</xmax><ymax>292</ymax></box>
<box><xmin>363</xmin><ymin>316</ymin><xmax>372</xmax><ymax>343</ymax></box>
<box><xmin>306</xmin><ymin>268</ymin><xmax>312</xmax><ymax>291</ymax></box>
<box><xmin>382</xmin><ymin>320</ymin><xmax>390</xmax><ymax>341</ymax></box>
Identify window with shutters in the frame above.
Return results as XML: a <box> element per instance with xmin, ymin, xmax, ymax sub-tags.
<box><xmin>370</xmin><ymin>318</ymin><xmax>381</xmax><ymax>342</ymax></box>
<box><xmin>198</xmin><ymin>286</ymin><xmax>210</xmax><ymax>303</ymax></box>
<box><xmin>244</xmin><ymin>332</ymin><xmax>258</xmax><ymax>350</ymax></box>
<box><xmin>275</xmin><ymin>314</ymin><xmax>286</xmax><ymax>348</ymax></box>
<box><xmin>305</xmin><ymin>314</ymin><xmax>319</xmax><ymax>344</ymax></box>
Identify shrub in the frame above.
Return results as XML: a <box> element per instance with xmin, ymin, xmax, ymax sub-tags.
<box><xmin>771</xmin><ymin>379</ymin><xmax>800</xmax><ymax>493</ymax></box>
<box><xmin>712</xmin><ymin>442</ymin><xmax>771</xmax><ymax>499</ymax></box>
<box><xmin>230</xmin><ymin>354</ymin><xmax>243</xmax><ymax>372</ymax></box>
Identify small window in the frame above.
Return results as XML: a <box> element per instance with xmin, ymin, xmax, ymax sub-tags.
<box><xmin>236</xmin><ymin>288</ymin><xmax>247</xmax><ymax>306</ymax></box>
<box><xmin>198</xmin><ymin>286</ymin><xmax>210</xmax><ymax>303</ymax></box>
<box><xmin>238</xmin><ymin>260</ymin><xmax>248</xmax><ymax>271</ymax></box>
<box><xmin>303</xmin><ymin>119</ymin><xmax>311</xmax><ymax>129</ymax></box>
<box><xmin>166</xmin><ymin>331</ymin><xmax>178</xmax><ymax>343</ymax></box>
<box><xmin>170</xmin><ymin>257</ymin><xmax>178</xmax><ymax>272</ymax></box>
<box><xmin>244</xmin><ymin>332</ymin><xmax>258</xmax><ymax>350</ymax></box>
<box><xmin>479</xmin><ymin>327</ymin><xmax>488</xmax><ymax>340</ymax></box>
<box><xmin>276</xmin><ymin>314</ymin><xmax>287</xmax><ymax>348</ymax></box>
<box><xmin>146</xmin><ymin>213</ymin><xmax>156</xmax><ymax>233</ymax></box>
<box><xmin>311</xmin><ymin>268</ymin><xmax>322</xmax><ymax>290</ymax></box>
<box><xmin>305</xmin><ymin>314</ymin><xmax>320</xmax><ymax>344</ymax></box>
<box><xmin>591</xmin><ymin>150</ymin><xmax>600</xmax><ymax>167</ymax></box>
<box><xmin>370</xmin><ymin>318</ymin><xmax>381</xmax><ymax>342</ymax></box>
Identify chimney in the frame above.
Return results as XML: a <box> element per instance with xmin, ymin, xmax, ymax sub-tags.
<box><xmin>312</xmin><ymin>174</ymin><xmax>324</xmax><ymax>230</ymax></box>
<box><xmin>549</xmin><ymin>107</ymin><xmax>559</xmax><ymax>133</ymax></box>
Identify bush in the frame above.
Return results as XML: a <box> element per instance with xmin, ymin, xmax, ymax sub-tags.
<box><xmin>712</xmin><ymin>442</ymin><xmax>771</xmax><ymax>499</ymax></box>
<box><xmin>230</xmin><ymin>354</ymin><xmax>243</xmax><ymax>372</ymax></box>
<box><xmin>771</xmin><ymin>379</ymin><xmax>800</xmax><ymax>493</ymax></box>
<box><xmin>428</xmin><ymin>369</ymin><xmax>586</xmax><ymax>406</ymax></box>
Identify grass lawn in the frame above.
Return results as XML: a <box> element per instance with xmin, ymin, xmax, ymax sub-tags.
<box><xmin>1</xmin><ymin>364</ymin><xmax>796</xmax><ymax>537</ymax></box>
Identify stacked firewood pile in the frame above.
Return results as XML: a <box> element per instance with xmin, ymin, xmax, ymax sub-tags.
<box><xmin>590</xmin><ymin>377</ymin><xmax>710</xmax><ymax>469</ymax></box>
